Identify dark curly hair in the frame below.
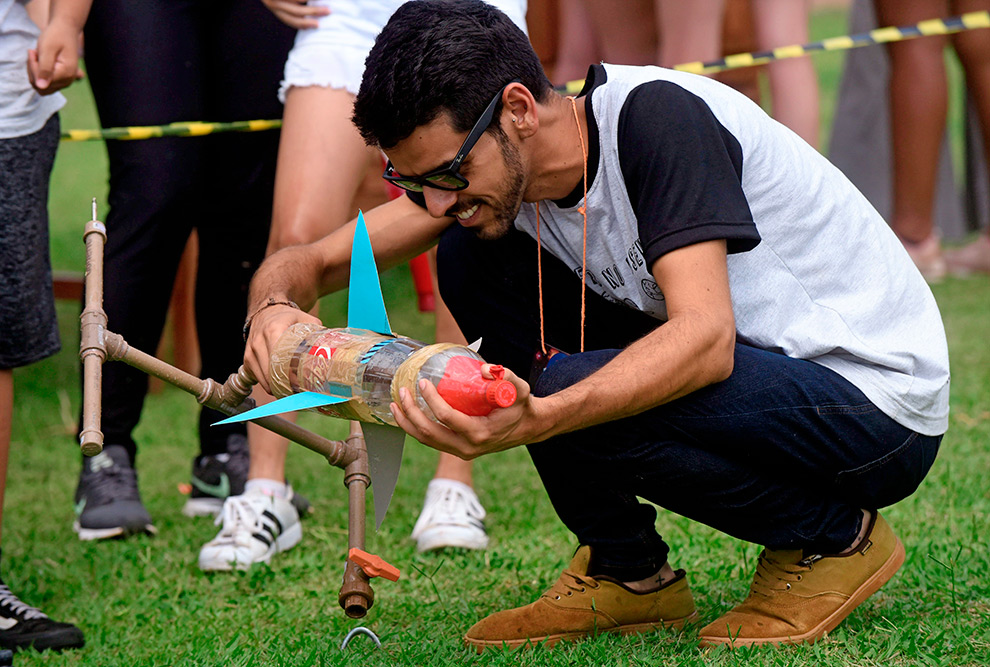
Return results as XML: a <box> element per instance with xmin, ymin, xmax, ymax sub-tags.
<box><xmin>352</xmin><ymin>0</ymin><xmax>553</xmax><ymax>149</ymax></box>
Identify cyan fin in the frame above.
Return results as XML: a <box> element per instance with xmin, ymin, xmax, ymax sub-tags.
<box><xmin>347</xmin><ymin>211</ymin><xmax>392</xmax><ymax>335</ymax></box>
<box><xmin>213</xmin><ymin>392</ymin><xmax>348</xmax><ymax>426</ymax></box>
<box><xmin>362</xmin><ymin>422</ymin><xmax>405</xmax><ymax>530</ymax></box>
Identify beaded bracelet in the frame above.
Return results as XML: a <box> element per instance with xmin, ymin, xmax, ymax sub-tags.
<box><xmin>242</xmin><ymin>298</ymin><xmax>301</xmax><ymax>341</ymax></box>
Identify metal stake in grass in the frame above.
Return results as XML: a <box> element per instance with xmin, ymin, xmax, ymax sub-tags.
<box><xmin>340</xmin><ymin>626</ymin><xmax>382</xmax><ymax>650</ymax></box>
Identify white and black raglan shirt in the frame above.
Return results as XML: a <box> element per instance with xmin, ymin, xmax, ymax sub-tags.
<box><xmin>514</xmin><ymin>63</ymin><xmax>949</xmax><ymax>436</ymax></box>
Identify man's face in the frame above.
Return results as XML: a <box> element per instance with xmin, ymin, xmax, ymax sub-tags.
<box><xmin>384</xmin><ymin>115</ymin><xmax>526</xmax><ymax>240</ymax></box>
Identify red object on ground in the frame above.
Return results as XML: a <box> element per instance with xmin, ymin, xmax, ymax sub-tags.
<box><xmin>436</xmin><ymin>357</ymin><xmax>517</xmax><ymax>416</ymax></box>
<box><xmin>348</xmin><ymin>548</ymin><xmax>401</xmax><ymax>582</ymax></box>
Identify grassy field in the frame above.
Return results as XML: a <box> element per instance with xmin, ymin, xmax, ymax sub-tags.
<box><xmin>8</xmin><ymin>6</ymin><xmax>990</xmax><ymax>666</ymax></box>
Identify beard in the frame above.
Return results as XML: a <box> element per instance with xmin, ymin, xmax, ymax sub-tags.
<box><xmin>453</xmin><ymin>132</ymin><xmax>526</xmax><ymax>241</ymax></box>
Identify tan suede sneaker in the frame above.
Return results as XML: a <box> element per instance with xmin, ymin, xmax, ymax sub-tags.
<box><xmin>464</xmin><ymin>546</ymin><xmax>697</xmax><ymax>652</ymax></box>
<box><xmin>699</xmin><ymin>512</ymin><xmax>905</xmax><ymax>648</ymax></box>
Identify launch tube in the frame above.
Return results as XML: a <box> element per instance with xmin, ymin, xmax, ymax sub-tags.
<box><xmin>269</xmin><ymin>324</ymin><xmax>516</xmax><ymax>426</ymax></box>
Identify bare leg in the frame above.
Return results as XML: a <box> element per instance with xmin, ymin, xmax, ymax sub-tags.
<box><xmin>655</xmin><ymin>0</ymin><xmax>727</xmax><ymax>67</ymax></box>
<box><xmin>951</xmin><ymin>0</ymin><xmax>990</xmax><ymax>163</ymax></box>
<box><xmin>245</xmin><ymin>388</ymin><xmax>290</xmax><ymax>486</ymax></box>
<box><xmin>200</xmin><ymin>86</ymin><xmax>378</xmax><ymax>570</ymax></box>
<box><xmin>554</xmin><ymin>0</ymin><xmax>603</xmax><ymax>86</ymax></box>
<box><xmin>246</xmin><ymin>86</ymin><xmax>380</xmax><ymax>486</ymax></box>
<box><xmin>583</xmin><ymin>0</ymin><xmax>657</xmax><ymax>66</ymax></box>
<box><xmin>407</xmin><ymin>251</ymin><xmax>489</xmax><ymax>552</ymax></box>
<box><xmin>246</xmin><ymin>86</ymin><xmax>488</xmax><ymax>552</ymax></box>
<box><xmin>874</xmin><ymin>0</ymin><xmax>949</xmax><ymax>245</ymax></box>
<box><xmin>428</xmin><ymin>247</ymin><xmax>474</xmax><ymax>487</ymax></box>
<box><xmin>718</xmin><ymin>0</ymin><xmax>762</xmax><ymax>102</ymax></box>
<box><xmin>945</xmin><ymin>0</ymin><xmax>990</xmax><ymax>273</ymax></box>
<box><xmin>168</xmin><ymin>232</ymin><xmax>201</xmax><ymax>376</ymax></box>
<box><xmin>752</xmin><ymin>0</ymin><xmax>820</xmax><ymax>148</ymax></box>
<box><xmin>267</xmin><ymin>87</ymin><xmax>376</xmax><ymax>252</ymax></box>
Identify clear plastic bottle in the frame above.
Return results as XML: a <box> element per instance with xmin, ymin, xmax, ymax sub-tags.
<box><xmin>269</xmin><ymin>323</ymin><xmax>515</xmax><ymax>426</ymax></box>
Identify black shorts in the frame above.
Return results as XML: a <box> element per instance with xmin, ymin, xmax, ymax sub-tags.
<box><xmin>0</xmin><ymin>114</ymin><xmax>61</xmax><ymax>369</ymax></box>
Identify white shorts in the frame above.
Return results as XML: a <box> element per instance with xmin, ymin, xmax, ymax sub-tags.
<box><xmin>279</xmin><ymin>0</ymin><xmax>529</xmax><ymax>101</ymax></box>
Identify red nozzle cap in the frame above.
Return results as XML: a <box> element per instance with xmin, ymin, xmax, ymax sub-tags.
<box><xmin>486</xmin><ymin>380</ymin><xmax>517</xmax><ymax>408</ymax></box>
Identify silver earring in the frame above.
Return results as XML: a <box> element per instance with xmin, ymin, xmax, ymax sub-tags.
<box><xmin>512</xmin><ymin>116</ymin><xmax>518</xmax><ymax>123</ymax></box>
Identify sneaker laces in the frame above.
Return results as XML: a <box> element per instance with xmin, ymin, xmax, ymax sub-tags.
<box><xmin>545</xmin><ymin>569</ymin><xmax>600</xmax><ymax>600</ymax></box>
<box><xmin>214</xmin><ymin>494</ymin><xmax>271</xmax><ymax>537</ymax></box>
<box><xmin>83</xmin><ymin>460</ymin><xmax>140</xmax><ymax>505</ymax></box>
<box><xmin>421</xmin><ymin>484</ymin><xmax>486</xmax><ymax>526</ymax></box>
<box><xmin>750</xmin><ymin>551</ymin><xmax>814</xmax><ymax>597</ymax></box>
<box><xmin>0</xmin><ymin>584</ymin><xmax>47</xmax><ymax>621</ymax></box>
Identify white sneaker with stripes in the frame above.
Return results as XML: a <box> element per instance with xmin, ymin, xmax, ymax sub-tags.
<box><xmin>411</xmin><ymin>479</ymin><xmax>489</xmax><ymax>552</ymax></box>
<box><xmin>198</xmin><ymin>490</ymin><xmax>301</xmax><ymax>571</ymax></box>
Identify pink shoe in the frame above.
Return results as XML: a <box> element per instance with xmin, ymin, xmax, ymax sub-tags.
<box><xmin>900</xmin><ymin>234</ymin><xmax>946</xmax><ymax>283</ymax></box>
<box><xmin>944</xmin><ymin>234</ymin><xmax>990</xmax><ymax>276</ymax></box>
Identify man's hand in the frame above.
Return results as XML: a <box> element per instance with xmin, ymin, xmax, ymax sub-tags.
<box><xmin>390</xmin><ymin>365</ymin><xmax>555</xmax><ymax>459</ymax></box>
<box><xmin>261</xmin><ymin>0</ymin><xmax>330</xmax><ymax>29</ymax></box>
<box><xmin>29</xmin><ymin>19</ymin><xmax>85</xmax><ymax>95</ymax></box>
<box><xmin>244</xmin><ymin>304</ymin><xmax>321</xmax><ymax>394</ymax></box>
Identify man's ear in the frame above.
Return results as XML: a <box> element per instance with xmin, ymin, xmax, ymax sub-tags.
<box><xmin>504</xmin><ymin>82</ymin><xmax>538</xmax><ymax>136</ymax></box>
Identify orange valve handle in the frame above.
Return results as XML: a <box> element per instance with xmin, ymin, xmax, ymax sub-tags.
<box><xmin>348</xmin><ymin>548</ymin><xmax>401</xmax><ymax>582</ymax></box>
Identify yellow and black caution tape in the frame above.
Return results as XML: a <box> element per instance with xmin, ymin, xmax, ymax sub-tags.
<box><xmin>62</xmin><ymin>10</ymin><xmax>989</xmax><ymax>142</ymax></box>
<box><xmin>61</xmin><ymin>119</ymin><xmax>282</xmax><ymax>142</ymax></box>
<box><xmin>561</xmin><ymin>10</ymin><xmax>990</xmax><ymax>93</ymax></box>
<box><xmin>684</xmin><ymin>9</ymin><xmax>989</xmax><ymax>74</ymax></box>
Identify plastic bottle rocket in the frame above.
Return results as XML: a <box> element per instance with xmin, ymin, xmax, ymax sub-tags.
<box><xmin>266</xmin><ymin>323</ymin><xmax>516</xmax><ymax>427</ymax></box>
<box><xmin>215</xmin><ymin>211</ymin><xmax>514</xmax><ymax>529</ymax></box>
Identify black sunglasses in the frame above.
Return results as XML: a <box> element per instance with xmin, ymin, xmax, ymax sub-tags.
<box><xmin>383</xmin><ymin>81</ymin><xmax>520</xmax><ymax>193</ymax></box>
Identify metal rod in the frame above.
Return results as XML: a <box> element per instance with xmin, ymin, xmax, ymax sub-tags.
<box><xmin>79</xmin><ymin>202</ymin><xmax>107</xmax><ymax>456</ymax></box>
<box><xmin>77</xmin><ymin>201</ymin><xmax>376</xmax><ymax>619</ymax></box>
<box><xmin>339</xmin><ymin>421</ymin><xmax>374</xmax><ymax>618</ymax></box>
<box><xmin>103</xmin><ymin>331</ymin><xmax>358</xmax><ymax>469</ymax></box>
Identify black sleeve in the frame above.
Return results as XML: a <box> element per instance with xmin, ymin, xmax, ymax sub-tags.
<box><xmin>617</xmin><ymin>81</ymin><xmax>761</xmax><ymax>267</ymax></box>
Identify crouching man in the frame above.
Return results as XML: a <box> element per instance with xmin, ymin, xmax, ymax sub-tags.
<box><xmin>241</xmin><ymin>0</ymin><xmax>948</xmax><ymax>651</ymax></box>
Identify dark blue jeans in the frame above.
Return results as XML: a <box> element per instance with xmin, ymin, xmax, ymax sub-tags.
<box><xmin>529</xmin><ymin>346</ymin><xmax>939</xmax><ymax>579</ymax></box>
<box><xmin>438</xmin><ymin>224</ymin><xmax>941</xmax><ymax>580</ymax></box>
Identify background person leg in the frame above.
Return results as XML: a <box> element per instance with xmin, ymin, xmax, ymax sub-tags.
<box><xmin>874</xmin><ymin>0</ymin><xmax>950</xmax><ymax>279</ymax></box>
<box><xmin>409</xmin><ymin>249</ymin><xmax>490</xmax><ymax>552</ymax></box>
<box><xmin>0</xmin><ymin>100</ymin><xmax>83</xmax><ymax>650</ymax></box>
<box><xmin>655</xmin><ymin>0</ymin><xmax>727</xmax><ymax>67</ymax></box>
<box><xmin>582</xmin><ymin>0</ymin><xmax>657</xmax><ymax>66</ymax></box>
<box><xmin>945</xmin><ymin>0</ymin><xmax>990</xmax><ymax>274</ymax></box>
<box><xmin>752</xmin><ymin>0</ymin><xmax>821</xmax><ymax>148</ymax></box>
<box><xmin>243</xmin><ymin>85</ymin><xmax>376</xmax><ymax>512</ymax></box>
<box><xmin>552</xmin><ymin>0</ymin><xmax>602</xmax><ymax>85</ymax></box>
<box><xmin>76</xmin><ymin>0</ymin><xmax>208</xmax><ymax>539</ymax></box>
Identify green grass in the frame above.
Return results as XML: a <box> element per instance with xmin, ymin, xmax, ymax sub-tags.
<box><xmin>9</xmin><ymin>7</ymin><xmax>990</xmax><ymax>666</ymax></box>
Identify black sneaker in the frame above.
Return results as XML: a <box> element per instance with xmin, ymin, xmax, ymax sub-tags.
<box><xmin>74</xmin><ymin>445</ymin><xmax>156</xmax><ymax>541</ymax></box>
<box><xmin>0</xmin><ymin>582</ymin><xmax>84</xmax><ymax>652</ymax></box>
<box><xmin>182</xmin><ymin>434</ymin><xmax>312</xmax><ymax>518</ymax></box>
<box><xmin>182</xmin><ymin>435</ymin><xmax>249</xmax><ymax>517</ymax></box>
